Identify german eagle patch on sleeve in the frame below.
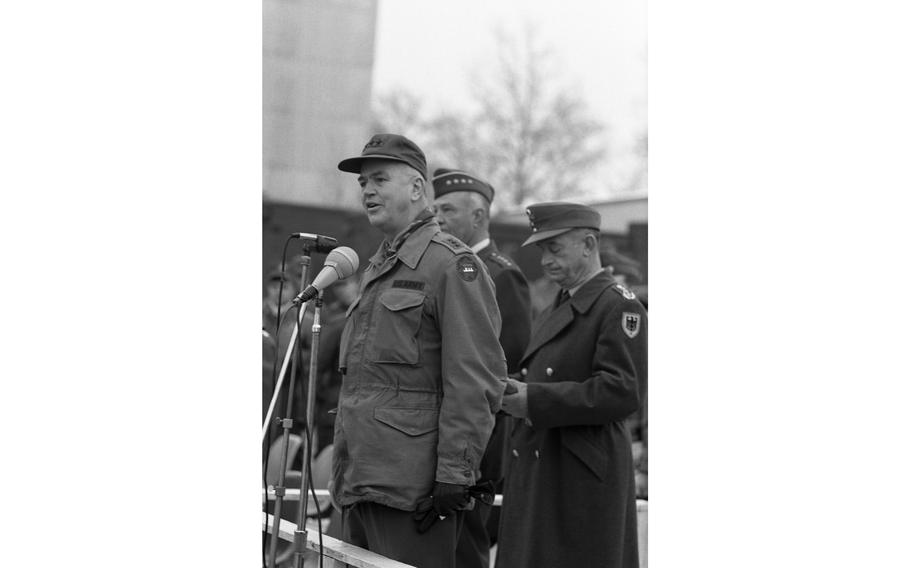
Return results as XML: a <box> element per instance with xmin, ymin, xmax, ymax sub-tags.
<box><xmin>457</xmin><ymin>256</ymin><xmax>479</xmax><ymax>282</ymax></box>
<box><xmin>622</xmin><ymin>312</ymin><xmax>641</xmax><ymax>338</ymax></box>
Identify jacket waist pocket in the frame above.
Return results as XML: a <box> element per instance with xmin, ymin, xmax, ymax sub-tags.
<box><xmin>562</xmin><ymin>428</ymin><xmax>609</xmax><ymax>482</ymax></box>
<box><xmin>374</xmin><ymin>406</ymin><xmax>439</xmax><ymax>436</ymax></box>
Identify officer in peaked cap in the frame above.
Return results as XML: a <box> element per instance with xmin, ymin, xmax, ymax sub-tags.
<box><xmin>331</xmin><ymin>135</ymin><xmax>507</xmax><ymax>568</ymax></box>
<box><xmin>432</xmin><ymin>168</ymin><xmax>529</xmax><ymax>371</ymax></box>
<box><xmin>432</xmin><ymin>168</ymin><xmax>532</xmax><ymax>568</ymax></box>
<box><xmin>496</xmin><ymin>201</ymin><xmax>648</xmax><ymax>568</ymax></box>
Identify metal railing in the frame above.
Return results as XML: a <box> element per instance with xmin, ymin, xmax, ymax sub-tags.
<box><xmin>263</xmin><ymin>513</ymin><xmax>416</xmax><ymax>568</ymax></box>
<box><xmin>263</xmin><ymin>490</ymin><xmax>648</xmax><ymax>568</ymax></box>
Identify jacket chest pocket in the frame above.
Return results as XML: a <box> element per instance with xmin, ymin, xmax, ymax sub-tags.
<box><xmin>372</xmin><ymin>289</ymin><xmax>425</xmax><ymax>364</ymax></box>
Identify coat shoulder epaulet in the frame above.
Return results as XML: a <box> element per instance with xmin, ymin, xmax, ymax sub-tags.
<box><xmin>431</xmin><ymin>233</ymin><xmax>471</xmax><ymax>256</ymax></box>
<box><xmin>610</xmin><ymin>282</ymin><xmax>637</xmax><ymax>301</ymax></box>
<box><xmin>488</xmin><ymin>251</ymin><xmax>516</xmax><ymax>269</ymax></box>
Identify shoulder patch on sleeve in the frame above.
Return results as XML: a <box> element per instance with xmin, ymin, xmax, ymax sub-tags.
<box><xmin>612</xmin><ymin>283</ymin><xmax>637</xmax><ymax>300</ymax></box>
<box><xmin>622</xmin><ymin>312</ymin><xmax>642</xmax><ymax>338</ymax></box>
<box><xmin>456</xmin><ymin>256</ymin><xmax>479</xmax><ymax>281</ymax></box>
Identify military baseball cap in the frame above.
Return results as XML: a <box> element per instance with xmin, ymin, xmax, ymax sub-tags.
<box><xmin>337</xmin><ymin>133</ymin><xmax>428</xmax><ymax>180</ymax></box>
<box><xmin>431</xmin><ymin>168</ymin><xmax>495</xmax><ymax>203</ymax></box>
<box><xmin>521</xmin><ymin>202</ymin><xmax>602</xmax><ymax>247</ymax></box>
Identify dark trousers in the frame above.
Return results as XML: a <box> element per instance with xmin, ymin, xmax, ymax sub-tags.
<box><xmin>341</xmin><ymin>501</ymin><xmax>464</xmax><ymax>568</ymax></box>
<box><xmin>456</xmin><ymin>500</ymin><xmax>493</xmax><ymax>568</ymax></box>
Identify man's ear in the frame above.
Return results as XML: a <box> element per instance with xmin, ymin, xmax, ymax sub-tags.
<box><xmin>472</xmin><ymin>207</ymin><xmax>486</xmax><ymax>227</ymax></box>
<box><xmin>583</xmin><ymin>233</ymin><xmax>598</xmax><ymax>256</ymax></box>
<box><xmin>411</xmin><ymin>176</ymin><xmax>425</xmax><ymax>201</ymax></box>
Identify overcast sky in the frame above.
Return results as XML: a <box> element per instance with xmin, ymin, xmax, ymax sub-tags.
<box><xmin>372</xmin><ymin>0</ymin><xmax>648</xmax><ymax>197</ymax></box>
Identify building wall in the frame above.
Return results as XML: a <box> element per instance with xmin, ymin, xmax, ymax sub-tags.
<box><xmin>263</xmin><ymin>0</ymin><xmax>377</xmax><ymax>210</ymax></box>
<box><xmin>263</xmin><ymin>202</ymin><xmax>646</xmax><ymax>286</ymax></box>
<box><xmin>591</xmin><ymin>196</ymin><xmax>648</xmax><ymax>234</ymax></box>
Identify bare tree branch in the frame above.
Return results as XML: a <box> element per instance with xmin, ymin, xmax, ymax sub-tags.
<box><xmin>371</xmin><ymin>23</ymin><xmax>609</xmax><ymax>210</ymax></box>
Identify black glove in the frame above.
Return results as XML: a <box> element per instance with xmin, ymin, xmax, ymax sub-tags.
<box><xmin>412</xmin><ymin>482</ymin><xmax>469</xmax><ymax>534</ymax></box>
<box><xmin>413</xmin><ymin>496</ymin><xmax>437</xmax><ymax>534</ymax></box>
<box><xmin>466</xmin><ymin>480</ymin><xmax>496</xmax><ymax>506</ymax></box>
<box><xmin>431</xmin><ymin>481</ymin><xmax>470</xmax><ymax>516</ymax></box>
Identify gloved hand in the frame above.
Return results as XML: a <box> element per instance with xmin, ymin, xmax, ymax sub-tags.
<box><xmin>412</xmin><ymin>482</ymin><xmax>470</xmax><ymax>534</ymax></box>
<box><xmin>467</xmin><ymin>480</ymin><xmax>496</xmax><ymax>506</ymax></box>
<box><xmin>431</xmin><ymin>481</ymin><xmax>470</xmax><ymax>516</ymax></box>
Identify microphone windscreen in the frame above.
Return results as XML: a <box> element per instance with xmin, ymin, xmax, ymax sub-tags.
<box><xmin>325</xmin><ymin>246</ymin><xmax>360</xmax><ymax>279</ymax></box>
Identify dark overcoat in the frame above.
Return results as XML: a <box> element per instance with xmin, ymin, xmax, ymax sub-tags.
<box><xmin>476</xmin><ymin>241</ymin><xmax>532</xmax><ymax>374</ymax></box>
<box><xmin>497</xmin><ymin>270</ymin><xmax>647</xmax><ymax>568</ymax></box>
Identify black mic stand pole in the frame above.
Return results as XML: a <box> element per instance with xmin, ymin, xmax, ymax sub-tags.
<box><xmin>292</xmin><ymin>289</ymin><xmax>324</xmax><ymax>568</ymax></box>
<box><xmin>267</xmin><ymin>248</ymin><xmax>313</xmax><ymax>568</ymax></box>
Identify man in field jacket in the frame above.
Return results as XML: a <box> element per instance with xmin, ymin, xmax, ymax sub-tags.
<box><xmin>331</xmin><ymin>133</ymin><xmax>507</xmax><ymax>568</ymax></box>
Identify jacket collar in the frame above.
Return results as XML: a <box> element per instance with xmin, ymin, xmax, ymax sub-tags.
<box><xmin>475</xmin><ymin>239</ymin><xmax>497</xmax><ymax>260</ymax></box>
<box><xmin>470</xmin><ymin>237</ymin><xmax>491</xmax><ymax>254</ymax></box>
<box><xmin>565</xmin><ymin>270</ymin><xmax>614</xmax><ymax>315</ymax></box>
<box><xmin>368</xmin><ymin>209</ymin><xmax>439</xmax><ymax>271</ymax></box>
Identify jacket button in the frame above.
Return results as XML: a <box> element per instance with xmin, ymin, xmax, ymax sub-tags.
<box><xmin>534</xmin><ymin>450</ymin><xmax>540</xmax><ymax>459</ymax></box>
<box><xmin>520</xmin><ymin>368</ymin><xmax>528</xmax><ymax>377</ymax></box>
<box><xmin>512</xmin><ymin>449</ymin><xmax>519</xmax><ymax>458</ymax></box>
<box><xmin>546</xmin><ymin>367</ymin><xmax>553</xmax><ymax>376</ymax></box>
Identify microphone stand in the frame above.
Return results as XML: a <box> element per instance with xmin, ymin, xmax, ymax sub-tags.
<box><xmin>262</xmin><ymin>308</ymin><xmax>306</xmax><ymax>441</ymax></box>
<box><xmin>267</xmin><ymin>248</ymin><xmax>313</xmax><ymax>568</ymax></box>
<box><xmin>292</xmin><ymin>289</ymin><xmax>324</xmax><ymax>568</ymax></box>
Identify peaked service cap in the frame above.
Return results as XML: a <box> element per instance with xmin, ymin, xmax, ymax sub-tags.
<box><xmin>522</xmin><ymin>202</ymin><xmax>602</xmax><ymax>247</ymax></box>
<box><xmin>431</xmin><ymin>168</ymin><xmax>495</xmax><ymax>203</ymax></box>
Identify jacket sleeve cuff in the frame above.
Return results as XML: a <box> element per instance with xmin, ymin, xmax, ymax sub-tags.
<box><xmin>435</xmin><ymin>462</ymin><xmax>476</xmax><ymax>486</ymax></box>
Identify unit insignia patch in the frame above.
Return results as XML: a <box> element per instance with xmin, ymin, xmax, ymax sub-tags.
<box><xmin>622</xmin><ymin>312</ymin><xmax>641</xmax><ymax>338</ymax></box>
<box><xmin>457</xmin><ymin>256</ymin><xmax>479</xmax><ymax>282</ymax></box>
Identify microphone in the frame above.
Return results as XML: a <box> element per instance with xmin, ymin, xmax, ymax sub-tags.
<box><xmin>292</xmin><ymin>246</ymin><xmax>360</xmax><ymax>305</ymax></box>
<box><xmin>290</xmin><ymin>233</ymin><xmax>338</xmax><ymax>254</ymax></box>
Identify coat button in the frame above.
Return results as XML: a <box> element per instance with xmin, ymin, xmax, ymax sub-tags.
<box><xmin>512</xmin><ymin>449</ymin><xmax>519</xmax><ymax>458</ymax></box>
<box><xmin>534</xmin><ymin>450</ymin><xmax>540</xmax><ymax>459</ymax></box>
<box><xmin>546</xmin><ymin>367</ymin><xmax>553</xmax><ymax>376</ymax></box>
<box><xmin>520</xmin><ymin>368</ymin><xmax>528</xmax><ymax>377</ymax></box>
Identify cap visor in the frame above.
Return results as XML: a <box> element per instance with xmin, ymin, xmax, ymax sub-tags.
<box><xmin>521</xmin><ymin>227</ymin><xmax>573</xmax><ymax>247</ymax></box>
<box><xmin>337</xmin><ymin>154</ymin><xmax>412</xmax><ymax>174</ymax></box>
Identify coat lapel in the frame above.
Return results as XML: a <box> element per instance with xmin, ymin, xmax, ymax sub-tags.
<box><xmin>520</xmin><ymin>271</ymin><xmax>614</xmax><ymax>366</ymax></box>
<box><xmin>522</xmin><ymin>302</ymin><xmax>575</xmax><ymax>363</ymax></box>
